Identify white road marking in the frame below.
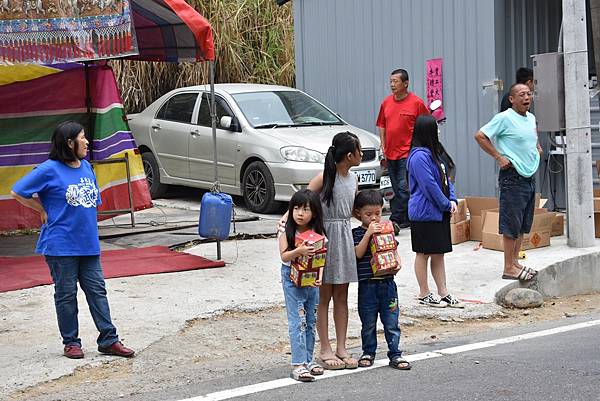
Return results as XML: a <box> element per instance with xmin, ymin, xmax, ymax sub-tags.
<box><xmin>179</xmin><ymin>319</ymin><xmax>600</xmax><ymax>401</ymax></box>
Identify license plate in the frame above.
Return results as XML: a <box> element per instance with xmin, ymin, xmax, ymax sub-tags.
<box><xmin>353</xmin><ymin>169</ymin><xmax>376</xmax><ymax>185</ymax></box>
<box><xmin>380</xmin><ymin>175</ymin><xmax>391</xmax><ymax>188</ymax></box>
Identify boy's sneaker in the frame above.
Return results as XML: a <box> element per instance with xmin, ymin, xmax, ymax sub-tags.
<box><xmin>418</xmin><ymin>293</ymin><xmax>447</xmax><ymax>308</ymax></box>
<box><xmin>440</xmin><ymin>293</ymin><xmax>465</xmax><ymax>308</ymax></box>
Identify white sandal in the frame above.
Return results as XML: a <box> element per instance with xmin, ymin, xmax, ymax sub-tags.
<box><xmin>290</xmin><ymin>366</ymin><xmax>315</xmax><ymax>382</ymax></box>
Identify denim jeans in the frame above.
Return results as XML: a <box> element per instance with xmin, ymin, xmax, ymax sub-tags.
<box><xmin>281</xmin><ymin>264</ymin><xmax>319</xmax><ymax>365</ymax></box>
<box><xmin>498</xmin><ymin>167</ymin><xmax>536</xmax><ymax>239</ymax></box>
<box><xmin>45</xmin><ymin>255</ymin><xmax>119</xmax><ymax>348</ymax></box>
<box><xmin>357</xmin><ymin>278</ymin><xmax>402</xmax><ymax>360</ymax></box>
<box><xmin>387</xmin><ymin>158</ymin><xmax>409</xmax><ymax>224</ymax></box>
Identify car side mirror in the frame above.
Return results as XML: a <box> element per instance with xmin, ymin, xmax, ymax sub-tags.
<box><xmin>220</xmin><ymin>116</ymin><xmax>233</xmax><ymax>130</ymax></box>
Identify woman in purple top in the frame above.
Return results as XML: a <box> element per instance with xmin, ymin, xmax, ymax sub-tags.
<box><xmin>11</xmin><ymin>121</ymin><xmax>135</xmax><ymax>359</ymax></box>
<box><xmin>407</xmin><ymin>115</ymin><xmax>463</xmax><ymax>309</ymax></box>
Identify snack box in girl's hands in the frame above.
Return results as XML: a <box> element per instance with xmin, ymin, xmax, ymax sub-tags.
<box><xmin>294</xmin><ymin>230</ymin><xmax>326</xmax><ymax>250</ymax></box>
<box><xmin>370</xmin><ymin>250</ymin><xmax>400</xmax><ymax>276</ymax></box>
<box><xmin>290</xmin><ymin>265</ymin><xmax>323</xmax><ymax>287</ymax></box>
<box><xmin>292</xmin><ymin>248</ymin><xmax>327</xmax><ymax>270</ymax></box>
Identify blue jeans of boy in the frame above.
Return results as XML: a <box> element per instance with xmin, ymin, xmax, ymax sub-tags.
<box><xmin>45</xmin><ymin>255</ymin><xmax>119</xmax><ymax>348</ymax></box>
<box><xmin>387</xmin><ymin>158</ymin><xmax>409</xmax><ymax>225</ymax></box>
<box><xmin>281</xmin><ymin>264</ymin><xmax>319</xmax><ymax>365</ymax></box>
<box><xmin>358</xmin><ymin>277</ymin><xmax>402</xmax><ymax>360</ymax></box>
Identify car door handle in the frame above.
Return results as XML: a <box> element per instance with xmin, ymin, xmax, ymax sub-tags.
<box><xmin>190</xmin><ymin>129</ymin><xmax>200</xmax><ymax>137</ymax></box>
<box><xmin>151</xmin><ymin>123</ymin><xmax>161</xmax><ymax>130</ymax></box>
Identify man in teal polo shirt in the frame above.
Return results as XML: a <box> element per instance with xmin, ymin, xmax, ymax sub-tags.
<box><xmin>474</xmin><ymin>83</ymin><xmax>542</xmax><ymax>281</ymax></box>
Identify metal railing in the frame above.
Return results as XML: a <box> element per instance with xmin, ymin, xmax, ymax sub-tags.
<box><xmin>92</xmin><ymin>152</ymin><xmax>135</xmax><ymax>227</ymax></box>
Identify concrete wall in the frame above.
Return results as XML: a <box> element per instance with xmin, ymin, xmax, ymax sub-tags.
<box><xmin>495</xmin><ymin>251</ymin><xmax>600</xmax><ymax>302</ymax></box>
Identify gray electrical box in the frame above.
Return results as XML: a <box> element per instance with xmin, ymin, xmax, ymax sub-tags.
<box><xmin>531</xmin><ymin>52</ymin><xmax>565</xmax><ymax>132</ymax></box>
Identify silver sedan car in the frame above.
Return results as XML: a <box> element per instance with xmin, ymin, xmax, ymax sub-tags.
<box><xmin>128</xmin><ymin>84</ymin><xmax>383</xmax><ymax>213</ymax></box>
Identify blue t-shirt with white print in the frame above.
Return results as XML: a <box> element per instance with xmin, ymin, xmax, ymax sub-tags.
<box><xmin>12</xmin><ymin>159</ymin><xmax>102</xmax><ymax>256</ymax></box>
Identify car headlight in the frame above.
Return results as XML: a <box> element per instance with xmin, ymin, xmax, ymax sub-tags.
<box><xmin>280</xmin><ymin>146</ymin><xmax>325</xmax><ymax>163</ymax></box>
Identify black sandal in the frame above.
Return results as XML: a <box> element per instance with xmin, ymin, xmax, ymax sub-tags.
<box><xmin>358</xmin><ymin>354</ymin><xmax>375</xmax><ymax>368</ymax></box>
<box><xmin>389</xmin><ymin>356</ymin><xmax>411</xmax><ymax>370</ymax></box>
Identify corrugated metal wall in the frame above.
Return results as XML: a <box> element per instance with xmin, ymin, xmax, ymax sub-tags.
<box><xmin>294</xmin><ymin>0</ymin><xmax>564</xmax><ymax>198</ymax></box>
<box><xmin>495</xmin><ymin>0</ymin><xmax>566</xmax><ymax>210</ymax></box>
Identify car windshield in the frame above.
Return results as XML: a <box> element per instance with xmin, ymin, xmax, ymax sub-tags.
<box><xmin>231</xmin><ymin>91</ymin><xmax>344</xmax><ymax>128</ymax></box>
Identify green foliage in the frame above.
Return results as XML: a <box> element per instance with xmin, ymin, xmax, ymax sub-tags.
<box><xmin>111</xmin><ymin>0</ymin><xmax>294</xmax><ymax>113</ymax></box>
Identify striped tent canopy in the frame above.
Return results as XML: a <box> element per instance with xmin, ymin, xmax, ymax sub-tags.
<box><xmin>0</xmin><ymin>0</ymin><xmax>214</xmax><ymax>64</ymax></box>
<box><xmin>0</xmin><ymin>63</ymin><xmax>153</xmax><ymax>231</ymax></box>
<box><xmin>131</xmin><ymin>0</ymin><xmax>214</xmax><ymax>62</ymax></box>
<box><xmin>0</xmin><ymin>0</ymin><xmax>214</xmax><ymax>230</ymax></box>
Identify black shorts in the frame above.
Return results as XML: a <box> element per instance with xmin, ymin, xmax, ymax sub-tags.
<box><xmin>498</xmin><ymin>168</ymin><xmax>536</xmax><ymax>239</ymax></box>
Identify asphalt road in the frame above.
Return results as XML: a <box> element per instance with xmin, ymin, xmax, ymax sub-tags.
<box><xmin>124</xmin><ymin>313</ymin><xmax>600</xmax><ymax>401</ymax></box>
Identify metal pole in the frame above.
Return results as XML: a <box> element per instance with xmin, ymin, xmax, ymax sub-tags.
<box><xmin>125</xmin><ymin>152</ymin><xmax>135</xmax><ymax>227</ymax></box>
<box><xmin>84</xmin><ymin>62</ymin><xmax>94</xmax><ymax>161</ymax></box>
<box><xmin>209</xmin><ymin>60</ymin><xmax>221</xmax><ymax>260</ymax></box>
<box><xmin>563</xmin><ymin>0</ymin><xmax>595</xmax><ymax>247</ymax></box>
<box><xmin>210</xmin><ymin>60</ymin><xmax>218</xmax><ymax>183</ymax></box>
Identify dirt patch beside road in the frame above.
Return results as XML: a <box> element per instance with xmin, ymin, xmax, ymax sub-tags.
<box><xmin>9</xmin><ymin>292</ymin><xmax>600</xmax><ymax>401</ymax></box>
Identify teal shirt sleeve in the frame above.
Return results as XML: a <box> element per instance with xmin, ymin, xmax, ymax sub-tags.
<box><xmin>480</xmin><ymin>113</ymin><xmax>505</xmax><ymax>141</ymax></box>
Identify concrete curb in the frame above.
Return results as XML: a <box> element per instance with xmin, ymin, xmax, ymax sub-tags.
<box><xmin>495</xmin><ymin>251</ymin><xmax>600</xmax><ymax>304</ymax></box>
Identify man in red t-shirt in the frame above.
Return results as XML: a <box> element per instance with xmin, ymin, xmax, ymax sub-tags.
<box><xmin>377</xmin><ymin>68</ymin><xmax>429</xmax><ymax>229</ymax></box>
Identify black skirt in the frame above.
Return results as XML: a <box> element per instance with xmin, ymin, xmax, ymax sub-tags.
<box><xmin>410</xmin><ymin>212</ymin><xmax>452</xmax><ymax>254</ymax></box>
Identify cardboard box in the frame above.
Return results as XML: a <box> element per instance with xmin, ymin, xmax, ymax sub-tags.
<box><xmin>465</xmin><ymin>197</ymin><xmax>499</xmax><ymax>241</ymax></box>
<box><xmin>290</xmin><ymin>247</ymin><xmax>327</xmax><ymax>287</ymax></box>
<box><xmin>378</xmin><ymin>221</ymin><xmax>395</xmax><ymax>234</ymax></box>
<box><xmin>295</xmin><ymin>230</ymin><xmax>326</xmax><ymax>250</ymax></box>
<box><xmin>450</xmin><ymin>199</ymin><xmax>468</xmax><ymax>223</ymax></box>
<box><xmin>290</xmin><ymin>265</ymin><xmax>323</xmax><ymax>287</ymax></box>
<box><xmin>292</xmin><ymin>248</ymin><xmax>327</xmax><ymax>270</ymax></box>
<box><xmin>466</xmin><ymin>194</ymin><xmax>541</xmax><ymax>242</ymax></box>
<box><xmin>370</xmin><ymin>232</ymin><xmax>396</xmax><ymax>254</ymax></box>
<box><xmin>370</xmin><ymin>250</ymin><xmax>399</xmax><ymax>277</ymax></box>
<box><xmin>450</xmin><ymin>219</ymin><xmax>470</xmax><ymax>244</ymax></box>
<box><xmin>481</xmin><ymin>209</ymin><xmax>553</xmax><ymax>251</ymax></box>
<box><xmin>551</xmin><ymin>213</ymin><xmax>564</xmax><ymax>237</ymax></box>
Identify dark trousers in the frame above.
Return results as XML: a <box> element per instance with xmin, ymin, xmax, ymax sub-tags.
<box><xmin>387</xmin><ymin>158</ymin><xmax>409</xmax><ymax>224</ymax></box>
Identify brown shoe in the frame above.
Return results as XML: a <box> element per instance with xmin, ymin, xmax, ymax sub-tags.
<box><xmin>98</xmin><ymin>341</ymin><xmax>135</xmax><ymax>357</ymax></box>
<box><xmin>64</xmin><ymin>344</ymin><xmax>84</xmax><ymax>359</ymax></box>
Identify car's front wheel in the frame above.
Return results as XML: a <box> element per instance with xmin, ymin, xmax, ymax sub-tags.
<box><xmin>142</xmin><ymin>152</ymin><xmax>168</xmax><ymax>198</ymax></box>
<box><xmin>242</xmin><ymin>161</ymin><xmax>278</xmax><ymax>214</ymax></box>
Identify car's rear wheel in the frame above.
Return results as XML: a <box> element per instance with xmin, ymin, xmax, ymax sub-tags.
<box><xmin>142</xmin><ymin>152</ymin><xmax>168</xmax><ymax>198</ymax></box>
<box><xmin>242</xmin><ymin>161</ymin><xmax>278</xmax><ymax>214</ymax></box>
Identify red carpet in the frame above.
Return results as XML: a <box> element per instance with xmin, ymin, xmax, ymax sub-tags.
<box><xmin>0</xmin><ymin>246</ymin><xmax>225</xmax><ymax>293</ymax></box>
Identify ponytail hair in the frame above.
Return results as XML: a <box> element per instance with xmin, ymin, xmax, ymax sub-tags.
<box><xmin>322</xmin><ymin>131</ymin><xmax>361</xmax><ymax>207</ymax></box>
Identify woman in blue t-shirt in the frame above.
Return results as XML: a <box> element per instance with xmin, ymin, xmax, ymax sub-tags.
<box><xmin>11</xmin><ymin>121</ymin><xmax>135</xmax><ymax>360</ymax></box>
